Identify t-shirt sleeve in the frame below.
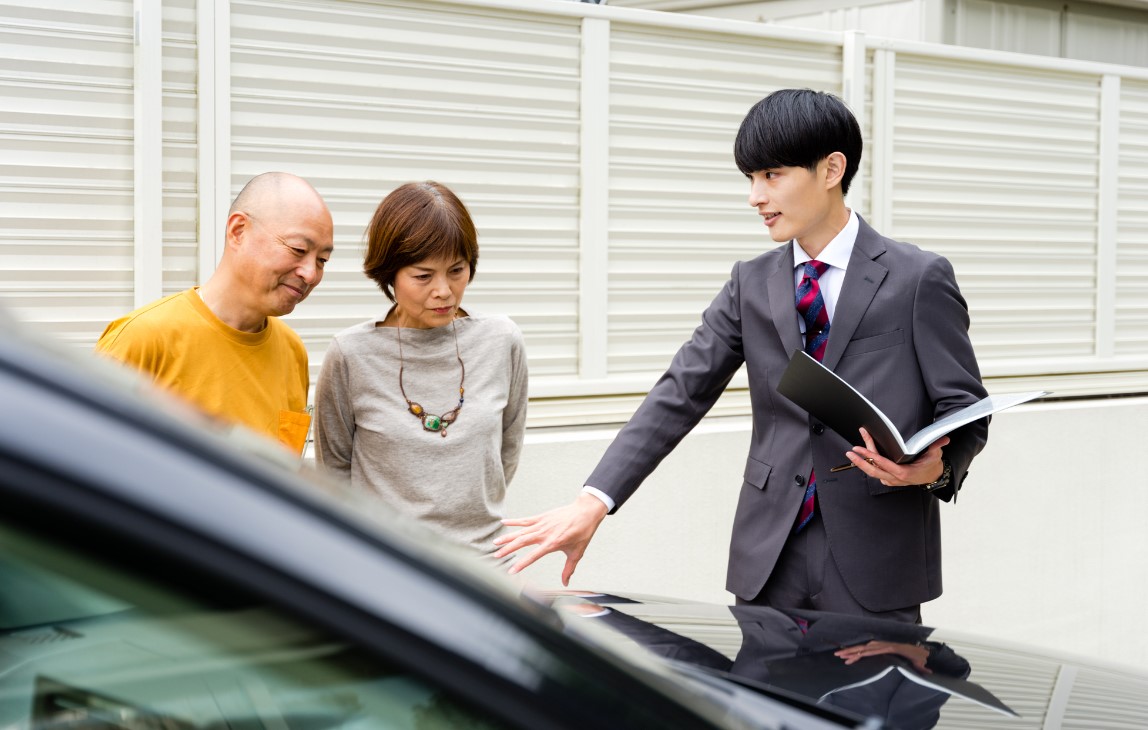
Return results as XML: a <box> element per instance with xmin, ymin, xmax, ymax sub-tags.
<box><xmin>95</xmin><ymin>316</ymin><xmax>165</xmax><ymax>378</ymax></box>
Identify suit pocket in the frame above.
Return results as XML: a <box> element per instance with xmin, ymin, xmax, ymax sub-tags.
<box><xmin>866</xmin><ymin>479</ymin><xmax>903</xmax><ymax>497</ymax></box>
<box><xmin>743</xmin><ymin>456</ymin><xmax>772</xmax><ymax>490</ymax></box>
<box><xmin>844</xmin><ymin>329</ymin><xmax>904</xmax><ymax>357</ymax></box>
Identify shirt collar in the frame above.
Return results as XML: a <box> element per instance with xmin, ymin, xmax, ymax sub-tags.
<box><xmin>792</xmin><ymin>209</ymin><xmax>858</xmax><ymax>272</ymax></box>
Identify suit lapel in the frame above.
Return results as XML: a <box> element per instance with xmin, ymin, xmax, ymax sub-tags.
<box><xmin>767</xmin><ymin>245</ymin><xmax>803</xmax><ymax>357</ymax></box>
<box><xmin>822</xmin><ymin>218</ymin><xmax>888</xmax><ymax>370</ymax></box>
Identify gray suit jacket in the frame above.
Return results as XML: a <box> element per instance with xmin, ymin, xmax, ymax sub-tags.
<box><xmin>587</xmin><ymin>216</ymin><xmax>988</xmax><ymax>611</ymax></box>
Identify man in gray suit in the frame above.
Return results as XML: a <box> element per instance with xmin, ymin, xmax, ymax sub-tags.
<box><xmin>495</xmin><ymin>89</ymin><xmax>988</xmax><ymax>622</ymax></box>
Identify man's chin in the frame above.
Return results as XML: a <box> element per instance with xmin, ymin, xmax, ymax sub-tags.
<box><xmin>270</xmin><ymin>300</ymin><xmax>300</xmax><ymax>318</ymax></box>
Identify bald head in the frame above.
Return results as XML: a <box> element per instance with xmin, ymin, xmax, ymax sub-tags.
<box><xmin>229</xmin><ymin>172</ymin><xmax>328</xmax><ymax>221</ymax></box>
<box><xmin>204</xmin><ymin>172</ymin><xmax>335</xmax><ymax>332</ymax></box>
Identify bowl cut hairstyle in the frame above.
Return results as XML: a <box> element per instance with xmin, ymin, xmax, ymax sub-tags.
<box><xmin>363</xmin><ymin>181</ymin><xmax>479</xmax><ymax>303</ymax></box>
<box><xmin>734</xmin><ymin>88</ymin><xmax>863</xmax><ymax>195</ymax></box>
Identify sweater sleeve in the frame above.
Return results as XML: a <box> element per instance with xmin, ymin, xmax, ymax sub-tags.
<box><xmin>314</xmin><ymin>338</ymin><xmax>355</xmax><ymax>480</ymax></box>
<box><xmin>500</xmin><ymin>321</ymin><xmax>529</xmax><ymax>486</ymax></box>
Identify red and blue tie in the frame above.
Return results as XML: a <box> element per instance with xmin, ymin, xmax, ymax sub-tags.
<box><xmin>795</xmin><ymin>260</ymin><xmax>830</xmax><ymax>531</ymax></box>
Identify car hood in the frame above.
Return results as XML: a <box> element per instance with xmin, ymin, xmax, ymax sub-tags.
<box><xmin>550</xmin><ymin>591</ymin><xmax>1148</xmax><ymax>730</ymax></box>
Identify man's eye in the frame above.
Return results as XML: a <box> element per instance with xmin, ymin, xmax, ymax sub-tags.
<box><xmin>317</xmin><ymin>258</ymin><xmax>328</xmax><ymax>268</ymax></box>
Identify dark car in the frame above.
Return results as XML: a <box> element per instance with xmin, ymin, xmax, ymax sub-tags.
<box><xmin>4</xmin><ymin>314</ymin><xmax>1147</xmax><ymax>730</ymax></box>
<box><xmin>0</xmin><ymin>313</ymin><xmax>872</xmax><ymax>729</ymax></box>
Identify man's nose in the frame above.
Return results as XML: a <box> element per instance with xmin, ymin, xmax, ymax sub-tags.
<box><xmin>297</xmin><ymin>256</ymin><xmax>320</xmax><ymax>285</ymax></box>
<box><xmin>748</xmin><ymin>179</ymin><xmax>767</xmax><ymax>207</ymax></box>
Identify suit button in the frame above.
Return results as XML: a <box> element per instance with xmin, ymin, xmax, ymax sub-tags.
<box><xmin>794</xmin><ymin>474</ymin><xmax>805</xmax><ymax>487</ymax></box>
<box><xmin>812</xmin><ymin>424</ymin><xmax>825</xmax><ymax>435</ymax></box>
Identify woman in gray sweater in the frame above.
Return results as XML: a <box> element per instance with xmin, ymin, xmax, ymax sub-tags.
<box><xmin>314</xmin><ymin>181</ymin><xmax>528</xmax><ymax>559</ymax></box>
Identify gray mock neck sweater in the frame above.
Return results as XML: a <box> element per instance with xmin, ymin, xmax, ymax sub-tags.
<box><xmin>314</xmin><ymin>313</ymin><xmax>528</xmax><ymax>557</ymax></box>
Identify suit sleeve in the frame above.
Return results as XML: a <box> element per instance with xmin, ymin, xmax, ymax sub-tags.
<box><xmin>586</xmin><ymin>263</ymin><xmax>747</xmax><ymax>512</ymax></box>
<box><xmin>912</xmin><ymin>255</ymin><xmax>988</xmax><ymax>501</ymax></box>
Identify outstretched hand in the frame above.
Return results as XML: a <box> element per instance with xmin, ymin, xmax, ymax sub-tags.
<box><xmin>845</xmin><ymin>427</ymin><xmax>948</xmax><ymax>487</ymax></box>
<box><xmin>493</xmin><ymin>493</ymin><xmax>608</xmax><ymax>585</ymax></box>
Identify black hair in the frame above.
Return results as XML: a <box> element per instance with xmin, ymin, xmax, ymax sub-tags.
<box><xmin>734</xmin><ymin>88</ymin><xmax>862</xmax><ymax>195</ymax></box>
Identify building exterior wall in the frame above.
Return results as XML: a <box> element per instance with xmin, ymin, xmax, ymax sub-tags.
<box><xmin>614</xmin><ymin>0</ymin><xmax>1148</xmax><ymax>66</ymax></box>
<box><xmin>3</xmin><ymin>0</ymin><xmax>1148</xmax><ymax>670</ymax></box>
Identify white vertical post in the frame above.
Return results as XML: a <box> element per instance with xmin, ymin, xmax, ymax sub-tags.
<box><xmin>870</xmin><ymin>48</ymin><xmax>896</xmax><ymax>235</ymax></box>
<box><xmin>197</xmin><ymin>0</ymin><xmax>232</xmax><ymax>281</ymax></box>
<box><xmin>133</xmin><ymin>0</ymin><xmax>163</xmax><ymax>306</ymax></box>
<box><xmin>842</xmin><ymin>31</ymin><xmax>867</xmax><ymax>215</ymax></box>
<box><xmin>921</xmin><ymin>0</ymin><xmax>947</xmax><ymax>44</ymax></box>
<box><xmin>579</xmin><ymin>17</ymin><xmax>610</xmax><ymax>380</ymax></box>
<box><xmin>1096</xmin><ymin>74</ymin><xmax>1120</xmax><ymax>358</ymax></box>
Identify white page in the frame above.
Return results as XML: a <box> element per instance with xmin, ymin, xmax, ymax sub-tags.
<box><xmin>903</xmin><ymin>391</ymin><xmax>1048</xmax><ymax>455</ymax></box>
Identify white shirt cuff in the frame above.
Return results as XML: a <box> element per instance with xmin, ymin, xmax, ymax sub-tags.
<box><xmin>582</xmin><ymin>485</ymin><xmax>616</xmax><ymax>513</ymax></box>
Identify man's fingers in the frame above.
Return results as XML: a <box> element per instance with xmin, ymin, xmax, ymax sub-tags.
<box><xmin>561</xmin><ymin>556</ymin><xmax>579</xmax><ymax>586</ymax></box>
<box><xmin>500</xmin><ymin>515</ymin><xmax>539</xmax><ymax>529</ymax></box>
<box><xmin>507</xmin><ymin>545</ymin><xmax>550</xmax><ymax>575</ymax></box>
<box><xmin>494</xmin><ymin>524</ymin><xmax>538</xmax><ymax>545</ymax></box>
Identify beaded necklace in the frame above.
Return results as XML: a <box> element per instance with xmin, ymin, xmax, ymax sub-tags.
<box><xmin>396</xmin><ymin>319</ymin><xmax>465</xmax><ymax>437</ymax></box>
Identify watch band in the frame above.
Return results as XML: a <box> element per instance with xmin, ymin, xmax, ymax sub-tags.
<box><xmin>920</xmin><ymin>459</ymin><xmax>952</xmax><ymax>492</ymax></box>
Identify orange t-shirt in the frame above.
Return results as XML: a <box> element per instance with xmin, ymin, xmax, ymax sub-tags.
<box><xmin>97</xmin><ymin>288</ymin><xmax>311</xmax><ymax>454</ymax></box>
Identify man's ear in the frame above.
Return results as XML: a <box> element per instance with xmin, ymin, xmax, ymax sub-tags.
<box><xmin>224</xmin><ymin>211</ymin><xmax>251</xmax><ymax>252</ymax></box>
<box><xmin>823</xmin><ymin>152</ymin><xmax>847</xmax><ymax>190</ymax></box>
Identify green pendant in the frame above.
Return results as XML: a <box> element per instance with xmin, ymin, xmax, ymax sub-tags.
<box><xmin>423</xmin><ymin>414</ymin><xmax>442</xmax><ymax>431</ymax></box>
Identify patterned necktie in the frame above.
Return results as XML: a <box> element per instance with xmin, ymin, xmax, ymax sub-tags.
<box><xmin>795</xmin><ymin>260</ymin><xmax>830</xmax><ymax>531</ymax></box>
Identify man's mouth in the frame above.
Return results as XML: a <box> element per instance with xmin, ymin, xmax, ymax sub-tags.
<box><xmin>762</xmin><ymin>212</ymin><xmax>781</xmax><ymax>224</ymax></box>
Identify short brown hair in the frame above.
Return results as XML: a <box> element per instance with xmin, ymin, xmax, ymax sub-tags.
<box><xmin>363</xmin><ymin>181</ymin><xmax>479</xmax><ymax>302</ymax></box>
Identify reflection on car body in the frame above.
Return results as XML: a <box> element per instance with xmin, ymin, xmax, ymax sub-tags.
<box><xmin>0</xmin><ymin>312</ymin><xmax>861</xmax><ymax>730</ymax></box>
<box><xmin>553</xmin><ymin>592</ymin><xmax>1148</xmax><ymax>729</ymax></box>
<box><xmin>555</xmin><ymin>594</ymin><xmax>1017</xmax><ymax>730</ymax></box>
<box><xmin>4</xmin><ymin>313</ymin><xmax>1148</xmax><ymax>730</ymax></box>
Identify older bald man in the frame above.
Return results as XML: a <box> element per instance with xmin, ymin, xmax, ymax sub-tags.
<box><xmin>97</xmin><ymin>172</ymin><xmax>334</xmax><ymax>453</ymax></box>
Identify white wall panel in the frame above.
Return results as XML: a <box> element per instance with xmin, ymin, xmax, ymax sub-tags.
<box><xmin>5</xmin><ymin>0</ymin><xmax>1148</xmax><ymax>413</ymax></box>
<box><xmin>605</xmin><ymin>23</ymin><xmax>842</xmax><ymax>373</ymax></box>
<box><xmin>955</xmin><ymin>0</ymin><xmax>1062</xmax><ymax>56</ymax></box>
<box><xmin>228</xmin><ymin>0</ymin><xmax>583</xmax><ymax>381</ymax></box>
<box><xmin>765</xmin><ymin>0</ymin><xmax>925</xmax><ymax>42</ymax></box>
<box><xmin>1117</xmin><ymin>80</ymin><xmax>1148</xmax><ymax>356</ymax></box>
<box><xmin>0</xmin><ymin>1</ymin><xmax>135</xmax><ymax>345</ymax></box>
<box><xmin>163</xmin><ymin>0</ymin><xmax>199</xmax><ymax>296</ymax></box>
<box><xmin>1067</xmin><ymin>11</ymin><xmax>1148</xmax><ymax>68</ymax></box>
<box><xmin>888</xmin><ymin>55</ymin><xmax>1101</xmax><ymax>360</ymax></box>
